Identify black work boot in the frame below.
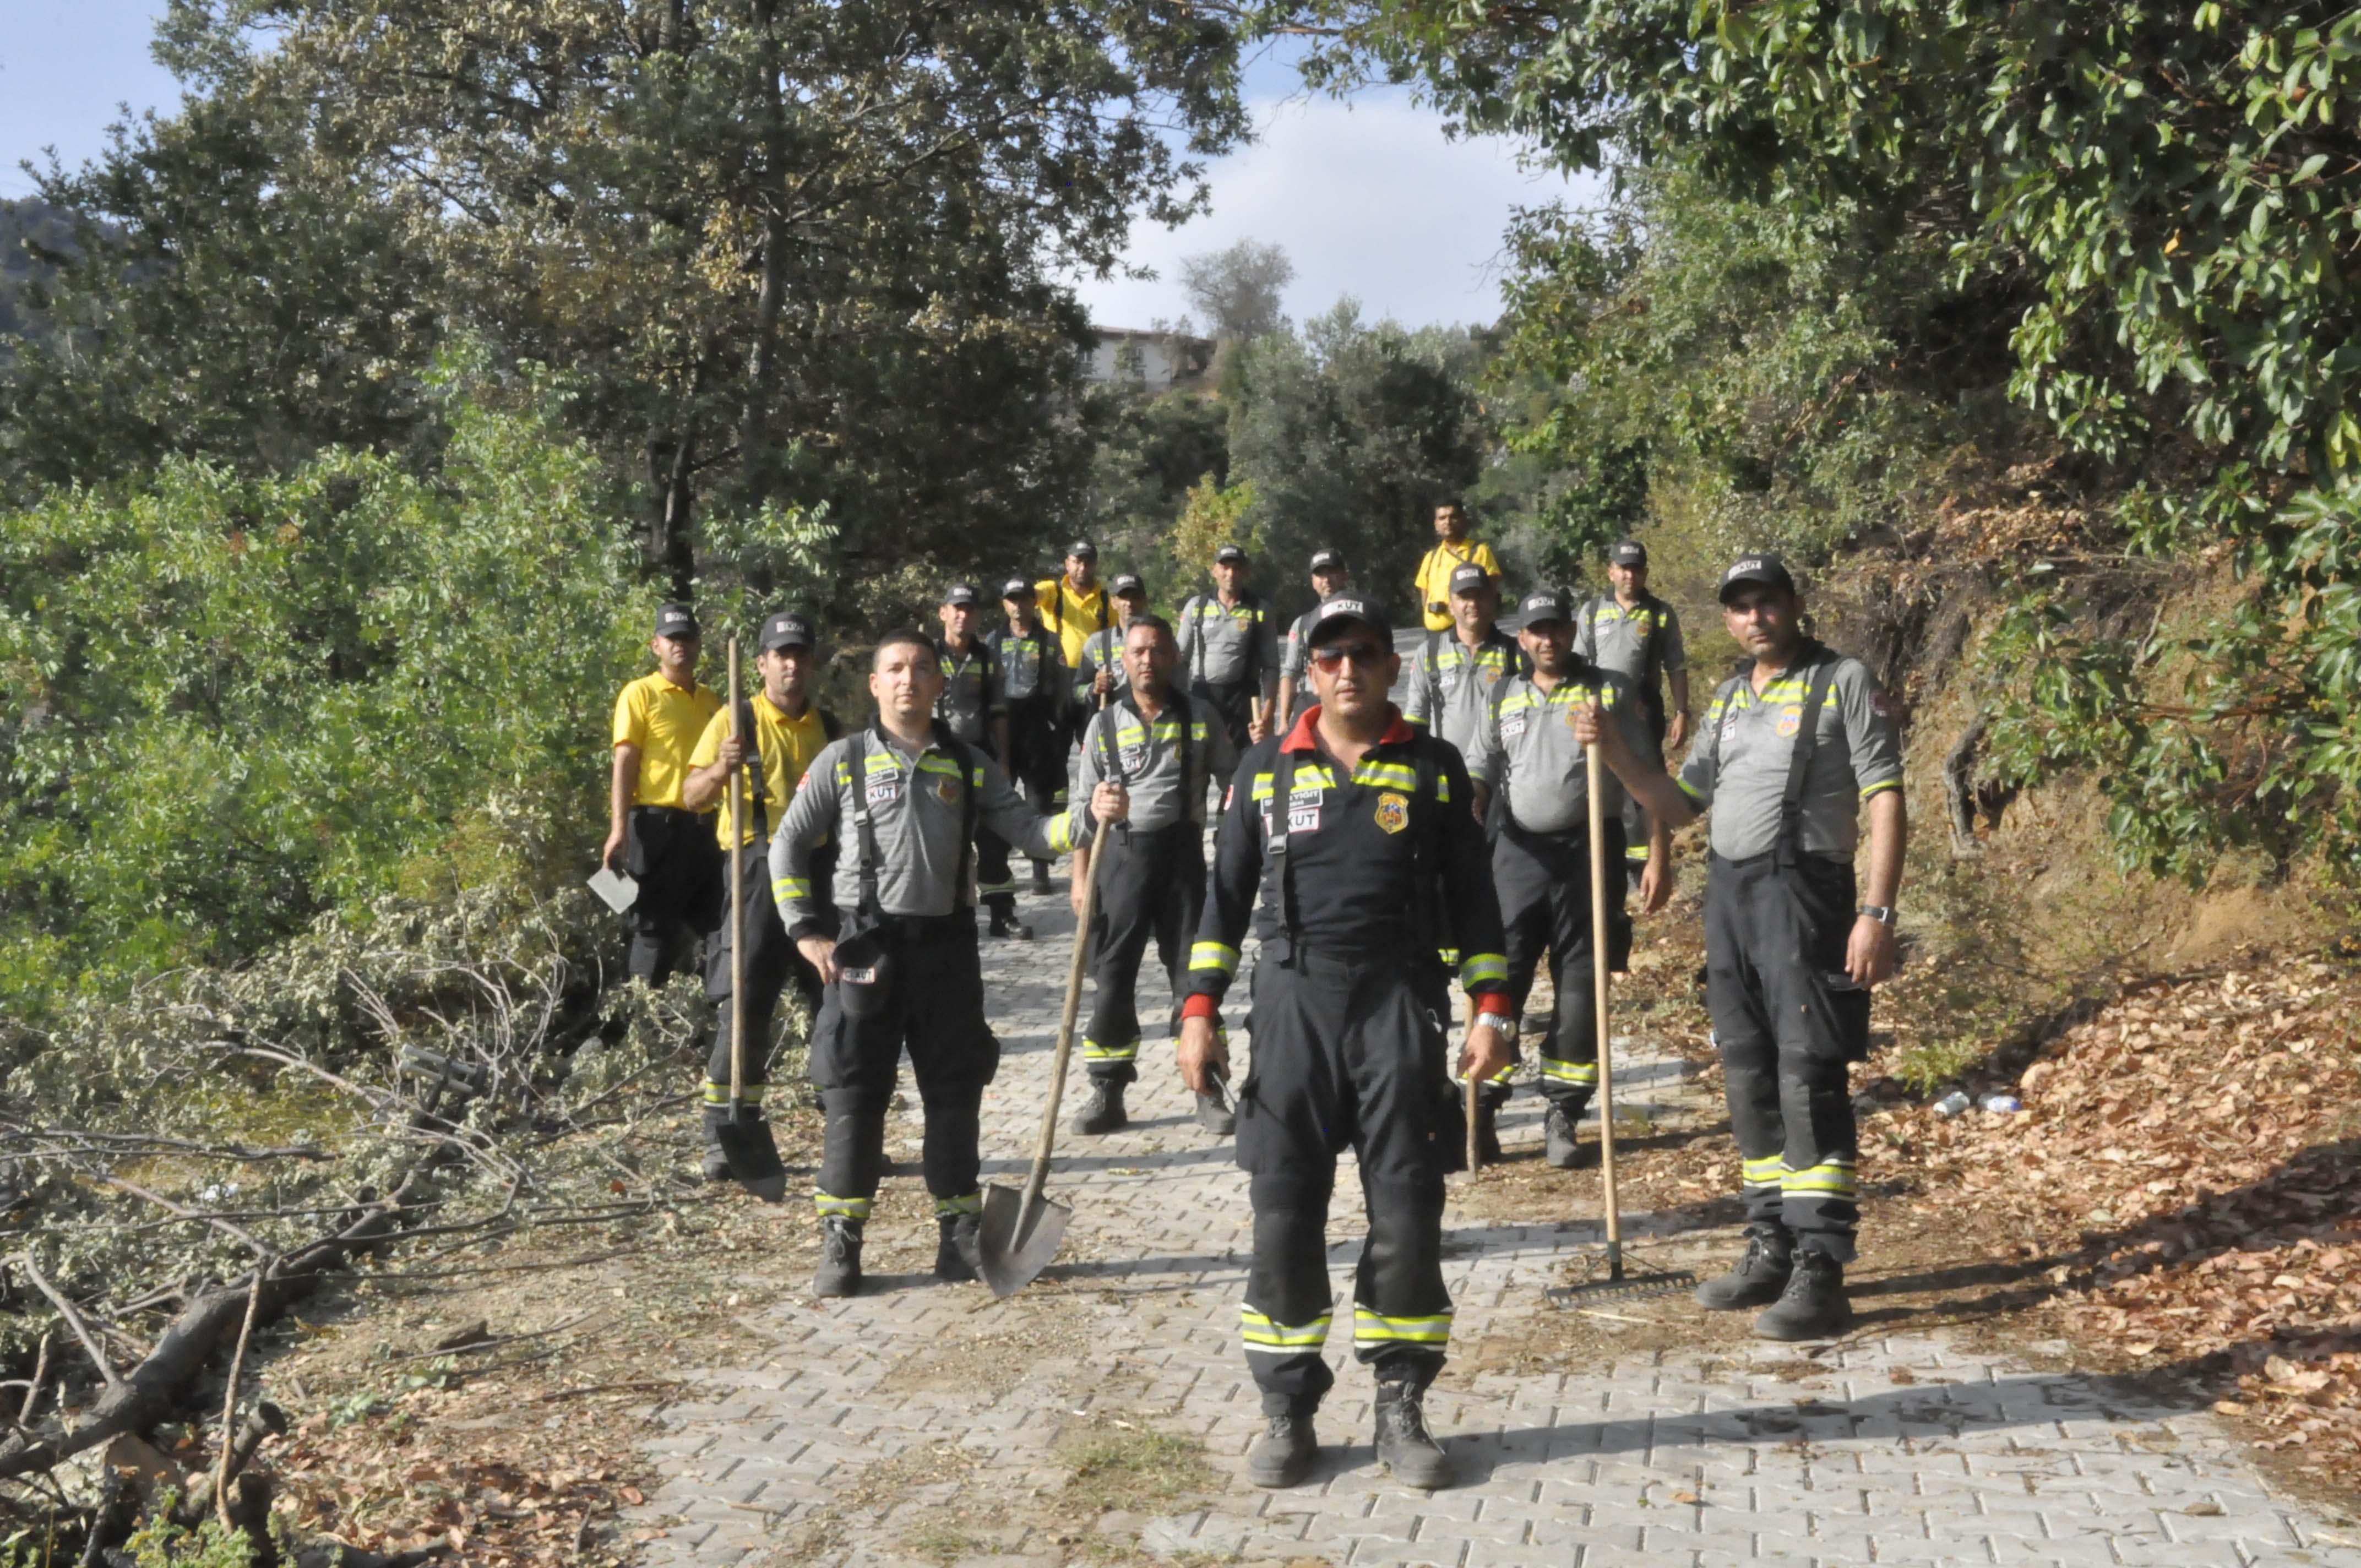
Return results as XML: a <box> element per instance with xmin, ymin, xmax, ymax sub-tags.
<box><xmin>1753</xmin><ymin>1248</ymin><xmax>1853</xmax><ymax>1341</ymax></box>
<box><xmin>1030</xmin><ymin>861</ymin><xmax>1054</xmax><ymax>897</ymax></box>
<box><xmin>988</xmin><ymin>906</ymin><xmax>1034</xmax><ymax>941</ymax></box>
<box><xmin>1195</xmin><ymin>1088</ymin><xmax>1236</xmax><ymax>1136</ymax></box>
<box><xmin>813</xmin><ymin>1217</ymin><xmax>863</xmax><ymax>1299</ymax></box>
<box><xmin>1695</xmin><ymin>1224</ymin><xmax>1794</xmax><ymax>1311</ymax></box>
<box><xmin>699</xmin><ymin>1108</ymin><xmax>732</xmax><ymax>1183</ymax></box>
<box><xmin>1373</xmin><ymin>1379</ymin><xmax>1453</xmax><ymax>1489</ymax></box>
<box><xmin>935</xmin><ymin>1214</ymin><xmax>984</xmax><ymax>1282</ymax></box>
<box><xmin>1543</xmin><ymin>1104</ymin><xmax>1586</xmax><ymax>1170</ymax></box>
<box><xmin>1072</xmin><ymin>1080</ymin><xmax>1128</xmax><ymax>1136</ymax></box>
<box><xmin>1244</xmin><ymin>1411</ymin><xmax>1318</xmax><ymax>1489</ymax></box>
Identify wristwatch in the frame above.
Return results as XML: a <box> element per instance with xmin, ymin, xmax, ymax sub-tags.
<box><xmin>1858</xmin><ymin>905</ymin><xmax>1898</xmax><ymax>927</ymax></box>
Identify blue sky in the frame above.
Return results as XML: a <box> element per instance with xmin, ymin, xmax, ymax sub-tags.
<box><xmin>1</xmin><ymin>9</ymin><xmax>1595</xmax><ymax>330</ymax></box>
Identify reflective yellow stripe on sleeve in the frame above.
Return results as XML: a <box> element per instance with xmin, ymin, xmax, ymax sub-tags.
<box><xmin>1190</xmin><ymin>940</ymin><xmax>1239</xmax><ymax>975</ymax></box>
<box><xmin>776</xmin><ymin>877</ymin><xmax>813</xmax><ymax>903</ymax></box>
<box><xmin>1460</xmin><ymin>951</ymin><xmax>1508</xmax><ymax>987</ymax></box>
<box><xmin>1859</xmin><ymin>779</ymin><xmax>1903</xmax><ymax>799</ymax></box>
<box><xmin>1047</xmin><ymin>814</ymin><xmax>1077</xmax><ymax>854</ymax></box>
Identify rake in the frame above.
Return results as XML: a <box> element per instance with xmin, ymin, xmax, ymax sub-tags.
<box><xmin>1543</xmin><ymin>741</ymin><xmax>1696</xmax><ymax>1308</ymax></box>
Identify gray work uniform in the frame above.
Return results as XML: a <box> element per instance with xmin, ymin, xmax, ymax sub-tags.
<box><xmin>1464</xmin><ymin>667</ymin><xmax>1652</xmax><ymax>1107</ymax></box>
<box><xmin>1178</xmin><ymin>591</ymin><xmax>1279</xmax><ymax>689</ymax></box>
<box><xmin>1070</xmin><ymin>690</ymin><xmax>1238</xmax><ymax>1081</ymax></box>
<box><xmin>989</xmin><ymin>623</ymin><xmax>1060</xmax><ymax>704</ymax></box>
<box><xmin>1278</xmin><ymin>606</ymin><xmax>1321</xmax><ymax>683</ymax></box>
<box><xmin>1576</xmin><ymin>594</ymin><xmax>1686</xmax><ymax>716</ymax></box>
<box><xmin>1578</xmin><ymin>593</ymin><xmax>1687</xmax><ymax>867</ymax></box>
<box><xmin>771</xmin><ymin>728</ymin><xmax>1082</xmax><ymax>932</ymax></box>
<box><xmin>1074</xmin><ymin>625</ymin><xmax>1132</xmax><ymax>705</ymax></box>
<box><xmin>1401</xmin><ymin>627</ymin><xmax>1521</xmax><ymax>761</ymax></box>
<box><xmin>1678</xmin><ymin>646</ymin><xmax>1905</xmax><ymax>1265</ymax></box>
<box><xmin>934</xmin><ymin>636</ymin><xmax>1003</xmax><ymax>749</ymax></box>
<box><xmin>771</xmin><ymin>725</ymin><xmax>1092</xmax><ymax>1224</ymax></box>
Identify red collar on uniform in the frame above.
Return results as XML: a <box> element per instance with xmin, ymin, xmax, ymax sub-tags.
<box><xmin>1280</xmin><ymin>704</ymin><xmax>1417</xmax><ymax>753</ymax></box>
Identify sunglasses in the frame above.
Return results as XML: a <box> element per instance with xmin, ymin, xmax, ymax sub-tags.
<box><xmin>1309</xmin><ymin>641</ymin><xmax>1388</xmax><ymax>670</ymax></box>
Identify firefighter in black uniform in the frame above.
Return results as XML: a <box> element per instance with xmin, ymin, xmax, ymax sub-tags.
<box><xmin>1577</xmin><ymin>553</ymin><xmax>1906</xmax><ymax>1341</ymax></box>
<box><xmin>1178</xmin><ymin>595</ymin><xmax>1512</xmax><ymax>1491</ymax></box>
<box><xmin>937</xmin><ymin>583</ymin><xmax>1026</xmax><ymax>940</ymax></box>
<box><xmin>1067</xmin><ymin>614</ymin><xmax>1238</xmax><ymax>1138</ymax></box>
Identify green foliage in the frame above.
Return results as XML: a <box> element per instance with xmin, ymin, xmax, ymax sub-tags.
<box><xmin>1291</xmin><ymin>0</ymin><xmax>2361</xmax><ymax>876</ymax></box>
<box><xmin>0</xmin><ymin>362</ymin><xmax>650</xmax><ymax>1011</ymax></box>
<box><xmin>1071</xmin><ymin>384</ymin><xmax>1231</xmax><ymax>601</ymax></box>
<box><xmin>121</xmin><ymin>1506</ymin><xmax>257</xmax><ymax>1568</ymax></box>
<box><xmin>1220</xmin><ymin>300</ymin><xmax>1492</xmax><ymax>617</ymax></box>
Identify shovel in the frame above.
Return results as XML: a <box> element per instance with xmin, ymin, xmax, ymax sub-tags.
<box><xmin>1544</xmin><ymin>740</ymin><xmax>1694</xmax><ymax>1306</ymax></box>
<box><xmin>715</xmin><ymin>633</ymin><xmax>787</xmax><ymax>1202</ymax></box>
<box><xmin>979</xmin><ymin>723</ymin><xmax>1119</xmax><ymax>1296</ymax></box>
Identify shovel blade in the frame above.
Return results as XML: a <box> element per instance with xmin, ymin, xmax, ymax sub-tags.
<box><xmin>716</xmin><ymin>1115</ymin><xmax>787</xmax><ymax>1203</ymax></box>
<box><xmin>977</xmin><ymin>1182</ymin><xmax>1071</xmax><ymax>1298</ymax></box>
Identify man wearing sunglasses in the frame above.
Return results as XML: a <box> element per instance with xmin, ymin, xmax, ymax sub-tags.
<box><xmin>1178</xmin><ymin>596</ymin><xmax>1511</xmax><ymax>1492</ymax></box>
<box><xmin>1465</xmin><ymin>588</ymin><xmax>1672</xmax><ymax>1171</ymax></box>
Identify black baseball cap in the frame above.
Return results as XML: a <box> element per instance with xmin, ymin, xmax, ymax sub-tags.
<box><xmin>1310</xmin><ymin>548</ymin><xmax>1346</xmax><ymax>573</ymax></box>
<box><xmin>1518</xmin><ymin>587</ymin><xmax>1575</xmax><ymax>627</ymax></box>
<box><xmin>1002</xmin><ymin>577</ymin><xmax>1035</xmax><ymax>600</ymax></box>
<box><xmin>1609</xmin><ymin>540</ymin><xmax>1648</xmax><ymax>568</ymax></box>
<box><xmin>1110</xmin><ymin>573</ymin><xmax>1145</xmax><ymax>597</ymax></box>
<box><xmin>759</xmin><ymin>612</ymin><xmax>815</xmax><ymax>651</ymax></box>
<box><xmin>1065</xmin><ymin>538</ymin><xmax>1097</xmax><ymax>560</ymax></box>
<box><xmin>653</xmin><ymin>602</ymin><xmax>699</xmax><ymax>641</ymax></box>
<box><xmin>1305</xmin><ymin>595</ymin><xmax>1392</xmax><ymax>646</ymax></box>
<box><xmin>1214</xmin><ymin>543</ymin><xmax>1247</xmax><ymax>565</ymax></box>
<box><xmin>1720</xmin><ymin>553</ymin><xmax>1797</xmax><ymax>602</ymax></box>
<box><xmin>944</xmin><ymin>581</ymin><xmax>981</xmax><ymax>607</ymax></box>
<box><xmin>1449</xmin><ymin>562</ymin><xmax>1493</xmax><ymax>596</ymax></box>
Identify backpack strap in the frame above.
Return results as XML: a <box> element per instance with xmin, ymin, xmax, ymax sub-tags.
<box><xmin>1171</xmin><ymin>690</ymin><xmax>1198</xmax><ymax>818</ymax></box>
<box><xmin>849</xmin><ymin>731</ymin><xmax>885</xmax><ymax>919</ymax></box>
<box><xmin>1269</xmin><ymin>745</ymin><xmax>1302</xmax><ymax>957</ymax></box>
<box><xmin>1772</xmin><ymin>641</ymin><xmax>1838</xmax><ymax>870</ymax></box>
<box><xmin>927</xmin><ymin>719</ymin><xmax>982</xmax><ymax>907</ymax></box>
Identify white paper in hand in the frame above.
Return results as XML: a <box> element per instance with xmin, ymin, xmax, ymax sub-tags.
<box><xmin>588</xmin><ymin>867</ymin><xmax>640</xmax><ymax>914</ymax></box>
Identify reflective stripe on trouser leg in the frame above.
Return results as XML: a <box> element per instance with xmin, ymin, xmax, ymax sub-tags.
<box><xmin>1351</xmin><ymin>1174</ymin><xmax>1450</xmax><ymax>1389</ymax></box>
<box><xmin>702</xmin><ymin>1079</ymin><xmax>764</xmax><ymax>1107</ymax></box>
<box><xmin>1243</xmin><ymin>1173</ymin><xmax>1338</xmax><ymax>1414</ymax></box>
<box><xmin>933</xmin><ymin>1191</ymin><xmax>983</xmax><ymax>1217</ymax></box>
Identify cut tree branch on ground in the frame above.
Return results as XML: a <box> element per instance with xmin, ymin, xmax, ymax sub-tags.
<box><xmin>12</xmin><ymin>1255</ymin><xmax>121</xmax><ymax>1391</ymax></box>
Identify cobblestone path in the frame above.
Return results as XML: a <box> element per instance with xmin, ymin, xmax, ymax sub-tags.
<box><xmin>630</xmin><ymin>893</ymin><xmax>2360</xmax><ymax>1568</ymax></box>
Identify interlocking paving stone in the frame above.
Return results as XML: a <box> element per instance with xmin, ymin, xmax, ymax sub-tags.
<box><xmin>629</xmin><ymin>876</ymin><xmax>2361</xmax><ymax>1568</ymax></box>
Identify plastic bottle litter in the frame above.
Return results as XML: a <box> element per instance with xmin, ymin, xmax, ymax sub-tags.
<box><xmin>1932</xmin><ymin>1091</ymin><xmax>1972</xmax><ymax>1117</ymax></box>
<box><xmin>1981</xmin><ymin>1093</ymin><xmax>2022</xmax><ymax>1114</ymax></box>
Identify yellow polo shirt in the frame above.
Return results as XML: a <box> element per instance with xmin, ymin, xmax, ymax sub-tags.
<box><xmin>1412</xmin><ymin>538</ymin><xmax>1503</xmax><ymax>631</ymax></box>
<box><xmin>612</xmin><ymin>672</ymin><xmax>722</xmax><ymax>810</ymax></box>
<box><xmin>689</xmin><ymin>694</ymin><xmax>831</xmax><ymax>848</ymax></box>
<box><xmin>1035</xmin><ymin>575</ymin><xmax>1113</xmax><ymax>667</ymax></box>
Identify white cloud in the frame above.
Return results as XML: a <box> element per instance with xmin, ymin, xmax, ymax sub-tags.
<box><xmin>1071</xmin><ymin>89</ymin><xmax>1602</xmax><ymax>334</ymax></box>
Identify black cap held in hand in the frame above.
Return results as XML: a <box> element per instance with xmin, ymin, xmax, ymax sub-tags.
<box><xmin>654</xmin><ymin>602</ymin><xmax>699</xmax><ymax>640</ymax></box>
<box><xmin>760</xmin><ymin>612</ymin><xmax>815</xmax><ymax>651</ymax></box>
<box><xmin>1720</xmin><ymin>553</ymin><xmax>1797</xmax><ymax>602</ymax></box>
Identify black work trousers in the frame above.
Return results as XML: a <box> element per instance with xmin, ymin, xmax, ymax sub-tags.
<box><xmin>1082</xmin><ymin>824</ymin><xmax>1204</xmax><ymax>1086</ymax></box>
<box><xmin>1007</xmin><ymin>698</ymin><xmax>1064</xmax><ymax>889</ymax></box>
<box><xmin>1495</xmin><ymin>820</ymin><xmax>1630</xmax><ymax>1111</ymax></box>
<box><xmin>807</xmin><ymin>913</ymin><xmax>999</xmax><ymax>1224</ymax></box>
<box><xmin>1233</xmin><ymin>945</ymin><xmax>1462</xmax><ymax>1414</ymax></box>
<box><xmin>624</xmin><ymin>806</ymin><xmax>723</xmax><ymax>985</ymax></box>
<box><xmin>703</xmin><ymin>845</ymin><xmax>828</xmax><ymax>1106</ymax></box>
<box><xmin>1704</xmin><ymin>852</ymin><xmax>1869</xmax><ymax>1262</ymax></box>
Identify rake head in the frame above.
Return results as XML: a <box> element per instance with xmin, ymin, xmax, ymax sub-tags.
<box><xmin>1543</xmin><ymin>1242</ymin><xmax>1698</xmax><ymax>1306</ymax></box>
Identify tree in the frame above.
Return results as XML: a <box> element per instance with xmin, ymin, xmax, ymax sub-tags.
<box><xmin>203</xmin><ymin>0</ymin><xmax>1248</xmax><ymax>590</ymax></box>
<box><xmin>1180</xmin><ymin>238</ymin><xmax>1296</xmax><ymax>340</ymax></box>
<box><xmin>1293</xmin><ymin>0</ymin><xmax>2361</xmax><ymax>876</ymax></box>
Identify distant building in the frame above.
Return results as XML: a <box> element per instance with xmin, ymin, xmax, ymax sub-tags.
<box><xmin>1085</xmin><ymin>326</ymin><xmax>1215</xmax><ymax>392</ymax></box>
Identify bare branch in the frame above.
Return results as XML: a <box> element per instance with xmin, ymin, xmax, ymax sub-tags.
<box><xmin>12</xmin><ymin>1255</ymin><xmax>120</xmax><ymax>1391</ymax></box>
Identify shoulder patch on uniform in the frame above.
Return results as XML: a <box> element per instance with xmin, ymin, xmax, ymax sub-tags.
<box><xmin>1374</xmin><ymin>792</ymin><xmax>1410</xmax><ymax>834</ymax></box>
